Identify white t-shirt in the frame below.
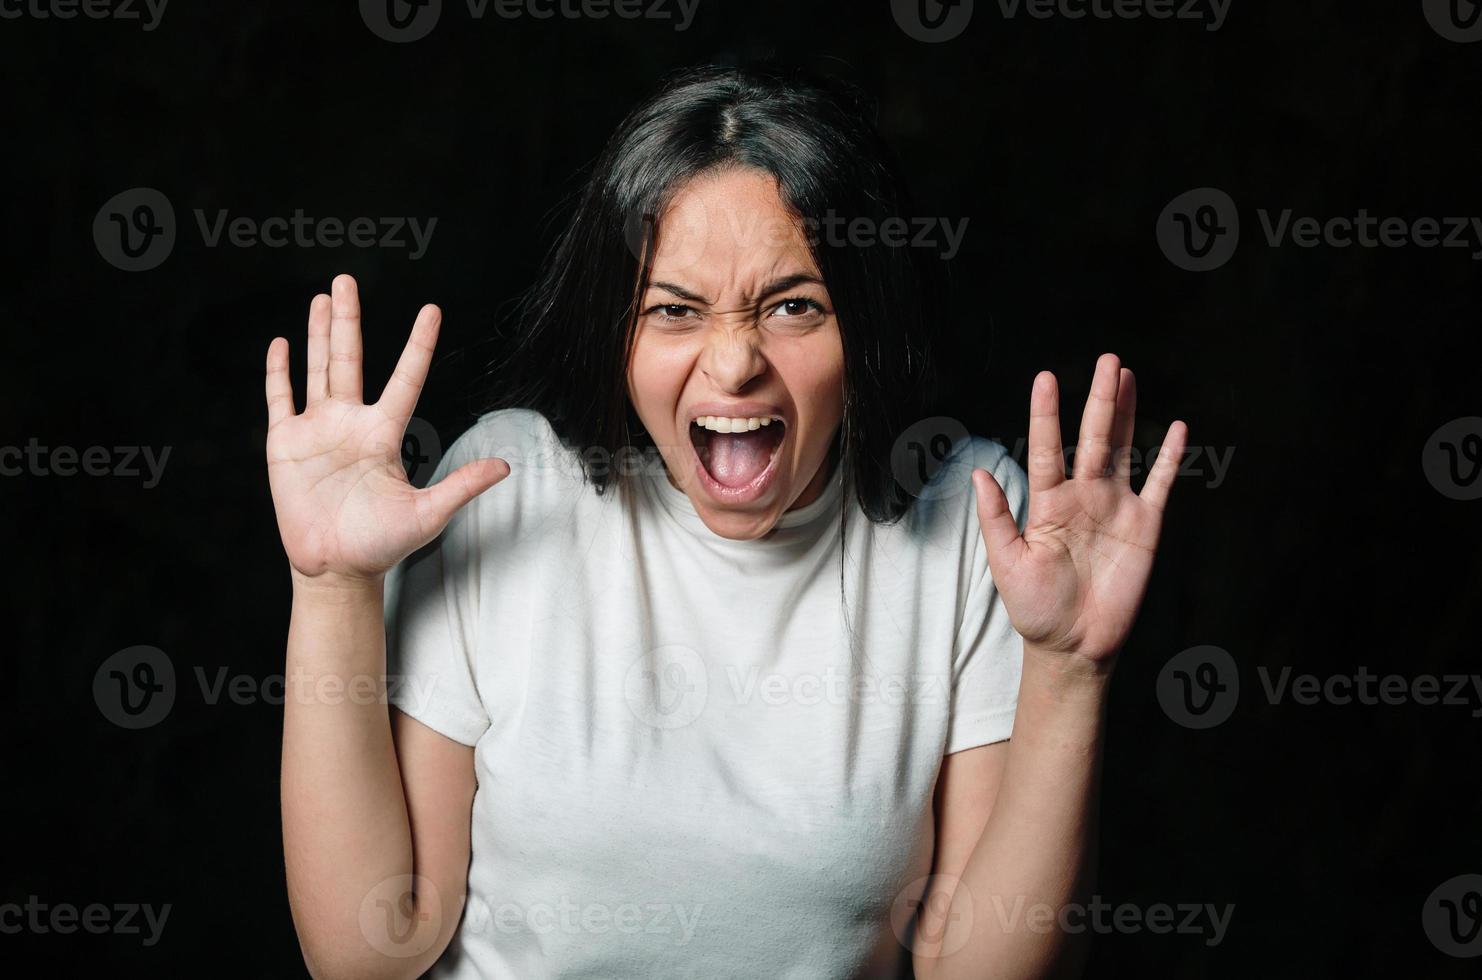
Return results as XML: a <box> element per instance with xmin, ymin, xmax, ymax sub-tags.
<box><xmin>385</xmin><ymin>408</ymin><xmax>1028</xmax><ymax>979</ymax></box>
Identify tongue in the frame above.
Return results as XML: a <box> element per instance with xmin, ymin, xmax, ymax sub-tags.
<box><xmin>703</xmin><ymin>428</ymin><xmax>781</xmax><ymax>488</ymax></box>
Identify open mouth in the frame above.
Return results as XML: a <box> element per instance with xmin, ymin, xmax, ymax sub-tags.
<box><xmin>688</xmin><ymin>414</ymin><xmax>786</xmax><ymax>500</ymax></box>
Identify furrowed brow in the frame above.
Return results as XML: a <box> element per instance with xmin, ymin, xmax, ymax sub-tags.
<box><xmin>755</xmin><ymin>274</ymin><xmax>825</xmax><ymax>302</ymax></box>
<box><xmin>647</xmin><ymin>280</ymin><xmax>712</xmax><ymax>304</ymax></box>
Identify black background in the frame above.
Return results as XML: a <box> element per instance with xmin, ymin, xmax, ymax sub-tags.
<box><xmin>2</xmin><ymin>0</ymin><xmax>1480</xmax><ymax>975</ymax></box>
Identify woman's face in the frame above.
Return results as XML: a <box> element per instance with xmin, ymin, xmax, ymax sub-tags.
<box><xmin>627</xmin><ymin>167</ymin><xmax>845</xmax><ymax>541</ymax></box>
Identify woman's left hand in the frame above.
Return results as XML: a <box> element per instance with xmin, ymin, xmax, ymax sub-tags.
<box><xmin>972</xmin><ymin>353</ymin><xmax>1188</xmax><ymax>669</ymax></box>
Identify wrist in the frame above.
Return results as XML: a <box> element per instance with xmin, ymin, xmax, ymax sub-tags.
<box><xmin>1022</xmin><ymin>642</ymin><xmax>1117</xmax><ymax>700</ymax></box>
<box><xmin>290</xmin><ymin>567</ymin><xmax>386</xmax><ymax>604</ymax></box>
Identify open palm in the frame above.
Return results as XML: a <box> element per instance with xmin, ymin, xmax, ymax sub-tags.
<box><xmin>972</xmin><ymin>354</ymin><xmax>1187</xmax><ymax>662</ymax></box>
<box><xmin>264</xmin><ymin>275</ymin><xmax>508</xmax><ymax>582</ymax></box>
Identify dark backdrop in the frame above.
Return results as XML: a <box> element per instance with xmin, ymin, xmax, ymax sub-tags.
<box><xmin>2</xmin><ymin>0</ymin><xmax>1479</xmax><ymax>976</ymax></box>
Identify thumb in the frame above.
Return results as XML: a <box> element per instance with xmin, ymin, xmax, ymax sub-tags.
<box><xmin>417</xmin><ymin>457</ymin><xmax>511</xmax><ymax>530</ymax></box>
<box><xmin>972</xmin><ymin>468</ymin><xmax>1025</xmax><ymax>571</ymax></box>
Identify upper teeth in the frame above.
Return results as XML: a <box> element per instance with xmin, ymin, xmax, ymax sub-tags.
<box><xmin>694</xmin><ymin>415</ymin><xmax>778</xmax><ymax>433</ymax></box>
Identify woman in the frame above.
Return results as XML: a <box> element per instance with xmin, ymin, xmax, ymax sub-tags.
<box><xmin>265</xmin><ymin>66</ymin><xmax>1187</xmax><ymax>979</ymax></box>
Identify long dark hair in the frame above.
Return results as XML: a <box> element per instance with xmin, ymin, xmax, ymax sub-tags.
<box><xmin>484</xmin><ymin>63</ymin><xmax>944</xmax><ymax>524</ymax></box>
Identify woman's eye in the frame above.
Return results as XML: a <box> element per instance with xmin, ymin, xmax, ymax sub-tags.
<box><xmin>647</xmin><ymin>303</ymin><xmax>696</xmax><ymax>322</ymax></box>
<box><xmin>767</xmin><ymin>297</ymin><xmax>826</xmax><ymax>322</ymax></box>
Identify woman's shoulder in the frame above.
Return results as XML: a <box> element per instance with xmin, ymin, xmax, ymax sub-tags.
<box><xmin>915</xmin><ymin>434</ymin><xmax>1028</xmax><ymax>509</ymax></box>
<box><xmin>441</xmin><ymin>407</ymin><xmax>565</xmax><ymax>469</ymax></box>
<box><xmin>434</xmin><ymin>408</ymin><xmax>593</xmax><ymax>536</ymax></box>
<box><xmin>895</xmin><ymin>433</ymin><xmax>1029</xmax><ymax>544</ymax></box>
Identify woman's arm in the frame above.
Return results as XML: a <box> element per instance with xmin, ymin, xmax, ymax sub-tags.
<box><xmin>266</xmin><ymin>275</ymin><xmax>507</xmax><ymax>979</ymax></box>
<box><xmin>916</xmin><ymin>653</ymin><xmax>1107</xmax><ymax>980</ymax></box>
<box><xmin>282</xmin><ymin>579</ymin><xmax>476</xmax><ymax>980</ymax></box>
<box><xmin>914</xmin><ymin>355</ymin><xmax>1187</xmax><ymax>980</ymax></box>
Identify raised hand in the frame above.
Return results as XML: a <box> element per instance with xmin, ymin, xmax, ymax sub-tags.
<box><xmin>971</xmin><ymin>353</ymin><xmax>1188</xmax><ymax>665</ymax></box>
<box><xmin>264</xmin><ymin>274</ymin><xmax>509</xmax><ymax>584</ymax></box>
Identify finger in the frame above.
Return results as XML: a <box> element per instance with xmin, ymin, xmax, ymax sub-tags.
<box><xmin>1074</xmin><ymin>352</ymin><xmax>1122</xmax><ymax>480</ymax></box>
<box><xmin>416</xmin><ymin>457</ymin><xmax>511</xmax><ymax>531</ymax></box>
<box><xmin>1111</xmin><ymin>367</ymin><xmax>1137</xmax><ymax>482</ymax></box>
<box><xmin>265</xmin><ymin>337</ymin><xmax>296</xmax><ymax>427</ymax></box>
<box><xmin>1027</xmin><ymin>370</ymin><xmax>1064</xmax><ymax>493</ymax></box>
<box><xmin>305</xmin><ymin>292</ymin><xmax>331</xmax><ymax>405</ymax></box>
<box><xmin>377</xmin><ymin>304</ymin><xmax>441</xmax><ymax>422</ymax></box>
<box><xmin>1141</xmin><ymin>420</ymin><xmax>1189</xmax><ymax>512</ymax></box>
<box><xmin>972</xmin><ymin>468</ymin><xmax>1027</xmax><ymax>569</ymax></box>
<box><xmin>329</xmin><ymin>273</ymin><xmax>364</xmax><ymax>401</ymax></box>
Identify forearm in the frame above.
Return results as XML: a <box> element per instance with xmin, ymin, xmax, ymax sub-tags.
<box><xmin>922</xmin><ymin>645</ymin><xmax>1110</xmax><ymax>980</ymax></box>
<box><xmin>280</xmin><ymin>575</ymin><xmax>431</xmax><ymax>980</ymax></box>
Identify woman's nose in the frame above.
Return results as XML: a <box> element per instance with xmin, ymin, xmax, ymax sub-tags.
<box><xmin>700</xmin><ymin>320</ymin><xmax>767</xmax><ymax>391</ymax></box>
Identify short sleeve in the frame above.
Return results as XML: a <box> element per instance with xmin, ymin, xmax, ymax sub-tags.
<box><xmin>944</xmin><ymin>439</ymin><xmax>1030</xmax><ymax>755</ymax></box>
<box><xmin>384</xmin><ymin>431</ymin><xmax>492</xmax><ymax>747</ymax></box>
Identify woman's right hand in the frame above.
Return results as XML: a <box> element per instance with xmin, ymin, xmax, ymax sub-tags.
<box><xmin>263</xmin><ymin>274</ymin><xmax>509</xmax><ymax>586</ymax></box>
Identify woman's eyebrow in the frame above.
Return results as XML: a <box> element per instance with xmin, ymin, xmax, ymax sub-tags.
<box><xmin>648</xmin><ymin>280</ymin><xmax>711</xmax><ymax>304</ymax></box>
<box><xmin>645</xmin><ymin>273</ymin><xmax>825</xmax><ymax>306</ymax></box>
<box><xmin>755</xmin><ymin>273</ymin><xmax>825</xmax><ymax>301</ymax></box>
